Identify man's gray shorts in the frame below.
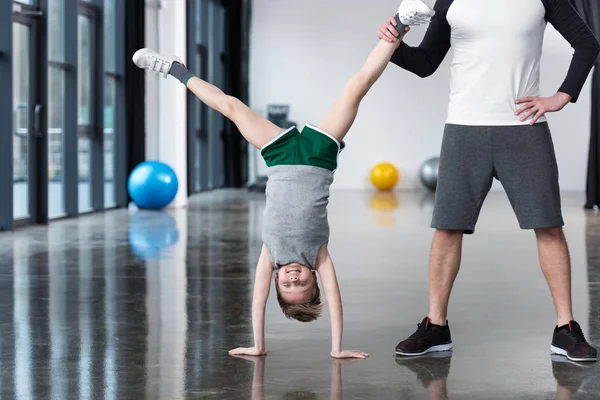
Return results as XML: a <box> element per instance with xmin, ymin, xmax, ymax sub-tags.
<box><xmin>432</xmin><ymin>122</ymin><xmax>564</xmax><ymax>234</ymax></box>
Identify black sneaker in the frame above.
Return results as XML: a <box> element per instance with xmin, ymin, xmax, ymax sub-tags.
<box><xmin>395</xmin><ymin>317</ymin><xmax>453</xmax><ymax>356</ymax></box>
<box><xmin>550</xmin><ymin>320</ymin><xmax>597</xmax><ymax>362</ymax></box>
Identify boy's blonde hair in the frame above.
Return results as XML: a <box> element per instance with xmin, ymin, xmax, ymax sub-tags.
<box><xmin>275</xmin><ymin>279</ymin><xmax>322</xmax><ymax>322</ymax></box>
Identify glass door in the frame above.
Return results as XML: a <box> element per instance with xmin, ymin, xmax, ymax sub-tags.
<box><xmin>77</xmin><ymin>1</ymin><xmax>101</xmax><ymax>213</ymax></box>
<box><xmin>77</xmin><ymin>12</ymin><xmax>94</xmax><ymax>212</ymax></box>
<box><xmin>192</xmin><ymin>44</ymin><xmax>209</xmax><ymax>193</ymax></box>
<box><xmin>207</xmin><ymin>0</ymin><xmax>226</xmax><ymax>189</ymax></box>
<box><xmin>188</xmin><ymin>0</ymin><xmax>210</xmax><ymax>195</ymax></box>
<box><xmin>188</xmin><ymin>0</ymin><xmax>227</xmax><ymax>193</ymax></box>
<box><xmin>13</xmin><ymin>8</ymin><xmax>41</xmax><ymax>225</ymax></box>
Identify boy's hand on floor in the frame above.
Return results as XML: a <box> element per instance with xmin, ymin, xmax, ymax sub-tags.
<box><xmin>229</xmin><ymin>347</ymin><xmax>267</xmax><ymax>356</ymax></box>
<box><xmin>330</xmin><ymin>350</ymin><xmax>369</xmax><ymax>359</ymax></box>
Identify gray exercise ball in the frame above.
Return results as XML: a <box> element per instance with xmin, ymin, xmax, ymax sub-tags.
<box><xmin>420</xmin><ymin>156</ymin><xmax>440</xmax><ymax>191</ymax></box>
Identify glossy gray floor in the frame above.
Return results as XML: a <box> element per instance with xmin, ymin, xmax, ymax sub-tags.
<box><xmin>0</xmin><ymin>190</ymin><xmax>598</xmax><ymax>400</ymax></box>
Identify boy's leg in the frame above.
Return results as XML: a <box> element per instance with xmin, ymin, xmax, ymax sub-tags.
<box><xmin>133</xmin><ymin>48</ymin><xmax>282</xmax><ymax>149</ymax></box>
<box><xmin>317</xmin><ymin>35</ymin><xmax>405</xmax><ymax>142</ymax></box>
<box><xmin>184</xmin><ymin>75</ymin><xmax>283</xmax><ymax>149</ymax></box>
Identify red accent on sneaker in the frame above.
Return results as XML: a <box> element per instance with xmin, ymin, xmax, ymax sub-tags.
<box><xmin>568</xmin><ymin>321</ymin><xmax>572</xmax><ymax>331</ymax></box>
<box><xmin>425</xmin><ymin>317</ymin><xmax>430</xmax><ymax>329</ymax></box>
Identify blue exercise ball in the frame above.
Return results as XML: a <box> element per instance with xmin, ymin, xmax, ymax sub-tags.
<box><xmin>128</xmin><ymin>161</ymin><xmax>179</xmax><ymax>210</ymax></box>
<box><xmin>129</xmin><ymin>211</ymin><xmax>179</xmax><ymax>260</ymax></box>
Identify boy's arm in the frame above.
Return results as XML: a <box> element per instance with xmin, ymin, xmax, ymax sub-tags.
<box><xmin>316</xmin><ymin>248</ymin><xmax>369</xmax><ymax>359</ymax></box>
<box><xmin>229</xmin><ymin>244</ymin><xmax>273</xmax><ymax>356</ymax></box>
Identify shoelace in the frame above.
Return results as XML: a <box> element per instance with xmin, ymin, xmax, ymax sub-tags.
<box><xmin>403</xmin><ymin>11</ymin><xmax>416</xmax><ymax>22</ymax></box>
<box><xmin>149</xmin><ymin>56</ymin><xmax>171</xmax><ymax>78</ymax></box>
<box><xmin>399</xmin><ymin>1</ymin><xmax>435</xmax><ymax>26</ymax></box>
<box><xmin>400</xmin><ymin>10</ymin><xmax>431</xmax><ymax>25</ymax></box>
<box><xmin>408</xmin><ymin>322</ymin><xmax>430</xmax><ymax>340</ymax></box>
<box><xmin>566</xmin><ymin>329</ymin><xmax>589</xmax><ymax>344</ymax></box>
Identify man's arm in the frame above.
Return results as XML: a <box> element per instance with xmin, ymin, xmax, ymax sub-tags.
<box><xmin>516</xmin><ymin>0</ymin><xmax>600</xmax><ymax>123</ymax></box>
<box><xmin>381</xmin><ymin>0</ymin><xmax>453</xmax><ymax>78</ymax></box>
<box><xmin>316</xmin><ymin>247</ymin><xmax>369</xmax><ymax>359</ymax></box>
<box><xmin>544</xmin><ymin>0</ymin><xmax>600</xmax><ymax>103</ymax></box>
<box><xmin>229</xmin><ymin>244</ymin><xmax>273</xmax><ymax>356</ymax></box>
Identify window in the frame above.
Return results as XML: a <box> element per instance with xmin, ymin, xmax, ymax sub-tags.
<box><xmin>1</xmin><ymin>0</ymin><xmax>126</xmax><ymax>228</ymax></box>
<box><xmin>103</xmin><ymin>0</ymin><xmax>117</xmax><ymax>207</ymax></box>
<box><xmin>48</xmin><ymin>0</ymin><xmax>66</xmax><ymax>218</ymax></box>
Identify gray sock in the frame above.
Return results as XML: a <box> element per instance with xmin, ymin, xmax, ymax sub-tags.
<box><xmin>394</xmin><ymin>15</ymin><xmax>407</xmax><ymax>38</ymax></box>
<box><xmin>169</xmin><ymin>62</ymin><xmax>195</xmax><ymax>85</ymax></box>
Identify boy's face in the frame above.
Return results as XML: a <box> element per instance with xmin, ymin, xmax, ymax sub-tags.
<box><xmin>276</xmin><ymin>264</ymin><xmax>316</xmax><ymax>304</ymax></box>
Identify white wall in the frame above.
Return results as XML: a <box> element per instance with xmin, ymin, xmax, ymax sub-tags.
<box><xmin>248</xmin><ymin>0</ymin><xmax>593</xmax><ymax>191</ymax></box>
<box><xmin>145</xmin><ymin>0</ymin><xmax>188</xmax><ymax>207</ymax></box>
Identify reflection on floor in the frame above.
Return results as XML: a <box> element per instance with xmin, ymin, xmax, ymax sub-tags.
<box><xmin>0</xmin><ymin>189</ymin><xmax>598</xmax><ymax>399</ymax></box>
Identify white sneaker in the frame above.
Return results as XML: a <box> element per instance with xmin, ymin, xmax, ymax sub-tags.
<box><xmin>132</xmin><ymin>48</ymin><xmax>183</xmax><ymax>79</ymax></box>
<box><xmin>397</xmin><ymin>0</ymin><xmax>435</xmax><ymax>26</ymax></box>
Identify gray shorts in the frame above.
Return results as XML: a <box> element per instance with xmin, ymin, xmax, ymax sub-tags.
<box><xmin>432</xmin><ymin>123</ymin><xmax>564</xmax><ymax>234</ymax></box>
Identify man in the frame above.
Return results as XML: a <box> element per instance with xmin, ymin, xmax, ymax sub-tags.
<box><xmin>378</xmin><ymin>0</ymin><xmax>600</xmax><ymax>361</ymax></box>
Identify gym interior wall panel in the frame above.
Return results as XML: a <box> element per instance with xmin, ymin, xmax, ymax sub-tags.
<box><xmin>113</xmin><ymin>0</ymin><xmax>127</xmax><ymax>207</ymax></box>
<box><xmin>125</xmin><ymin>0</ymin><xmax>146</xmax><ymax>196</ymax></box>
<box><xmin>37</xmin><ymin>0</ymin><xmax>50</xmax><ymax>223</ymax></box>
<box><xmin>0</xmin><ymin>0</ymin><xmax>13</xmax><ymax>230</ymax></box>
<box><xmin>145</xmin><ymin>0</ymin><xmax>188</xmax><ymax>208</ymax></box>
<box><xmin>223</xmin><ymin>0</ymin><xmax>249</xmax><ymax>187</ymax></box>
<box><xmin>186</xmin><ymin>0</ymin><xmax>197</xmax><ymax>194</ymax></box>
<box><xmin>64</xmin><ymin>0</ymin><xmax>79</xmax><ymax>216</ymax></box>
<box><xmin>91</xmin><ymin>2</ymin><xmax>105</xmax><ymax>211</ymax></box>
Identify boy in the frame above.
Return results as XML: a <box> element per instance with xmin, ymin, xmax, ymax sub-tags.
<box><xmin>133</xmin><ymin>1</ymin><xmax>434</xmax><ymax>358</ymax></box>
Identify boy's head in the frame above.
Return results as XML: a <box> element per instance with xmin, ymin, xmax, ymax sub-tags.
<box><xmin>275</xmin><ymin>264</ymin><xmax>322</xmax><ymax>322</ymax></box>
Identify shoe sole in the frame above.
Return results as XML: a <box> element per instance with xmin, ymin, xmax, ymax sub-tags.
<box><xmin>394</xmin><ymin>350</ymin><xmax>453</xmax><ymax>363</ymax></box>
<box><xmin>550</xmin><ymin>345</ymin><xmax>598</xmax><ymax>362</ymax></box>
<box><xmin>550</xmin><ymin>354</ymin><xmax>597</xmax><ymax>367</ymax></box>
<box><xmin>395</xmin><ymin>343</ymin><xmax>453</xmax><ymax>357</ymax></box>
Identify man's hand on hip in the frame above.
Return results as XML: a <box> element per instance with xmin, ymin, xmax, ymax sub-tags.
<box><xmin>515</xmin><ymin>92</ymin><xmax>572</xmax><ymax>125</ymax></box>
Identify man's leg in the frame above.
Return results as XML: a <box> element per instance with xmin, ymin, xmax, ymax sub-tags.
<box><xmin>427</xmin><ymin>125</ymin><xmax>494</xmax><ymax>325</ymax></box>
<box><xmin>317</xmin><ymin>34</ymin><xmax>406</xmax><ymax>142</ymax></box>
<box><xmin>535</xmin><ymin>227</ymin><xmax>573</xmax><ymax>326</ymax></box>
<box><xmin>133</xmin><ymin>49</ymin><xmax>283</xmax><ymax>149</ymax></box>
<box><xmin>428</xmin><ymin>230</ymin><xmax>463</xmax><ymax>325</ymax></box>
<box><xmin>493</xmin><ymin>123</ymin><xmax>596</xmax><ymax>361</ymax></box>
<box><xmin>396</xmin><ymin>125</ymin><xmax>494</xmax><ymax>357</ymax></box>
<box><xmin>493</xmin><ymin>124</ymin><xmax>570</xmax><ymax>326</ymax></box>
<box><xmin>184</xmin><ymin>76</ymin><xmax>284</xmax><ymax>149</ymax></box>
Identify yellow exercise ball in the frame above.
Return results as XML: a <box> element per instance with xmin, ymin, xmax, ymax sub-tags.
<box><xmin>370</xmin><ymin>162</ymin><xmax>399</xmax><ymax>191</ymax></box>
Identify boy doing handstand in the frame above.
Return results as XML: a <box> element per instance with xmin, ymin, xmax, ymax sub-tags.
<box><xmin>133</xmin><ymin>1</ymin><xmax>434</xmax><ymax>358</ymax></box>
